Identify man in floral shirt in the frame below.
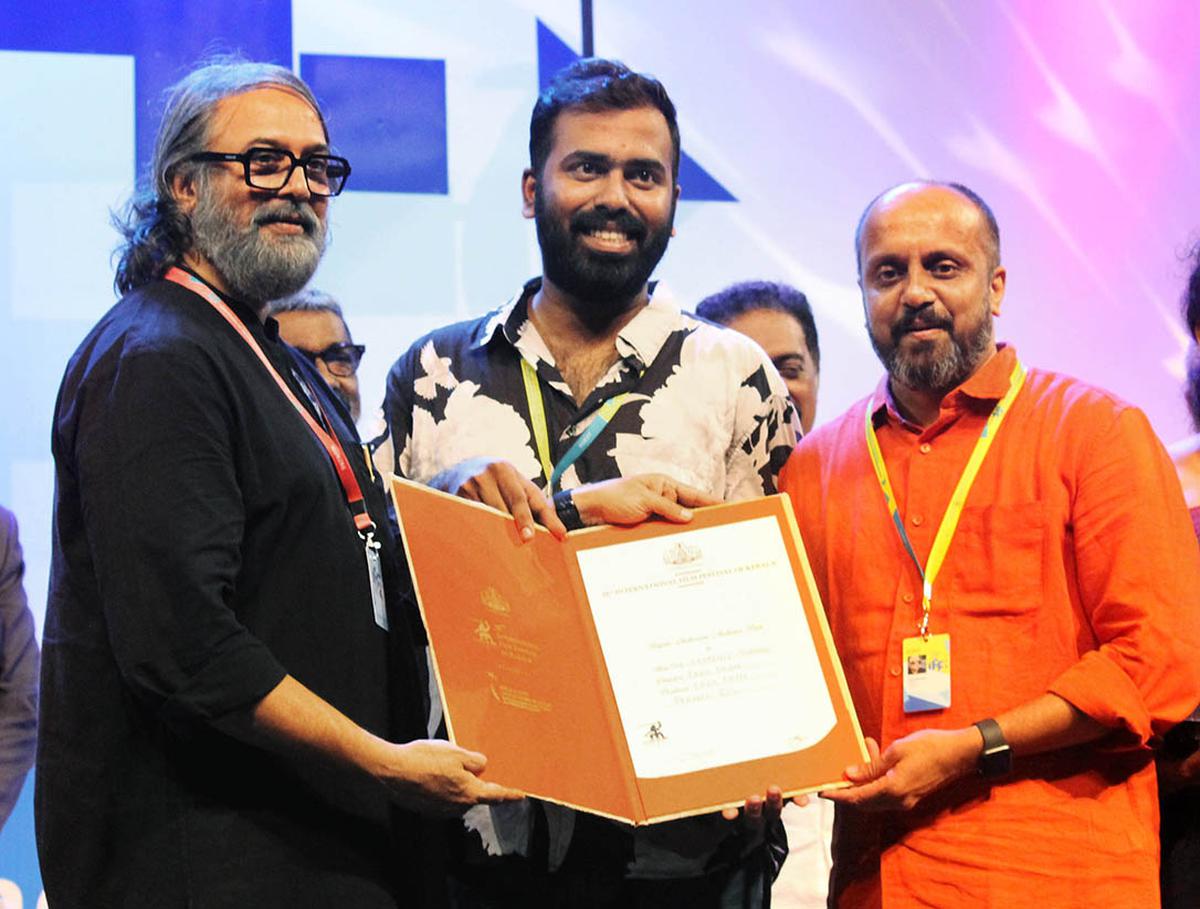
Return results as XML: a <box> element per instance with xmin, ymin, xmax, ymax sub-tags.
<box><xmin>384</xmin><ymin>59</ymin><xmax>798</xmax><ymax>908</ymax></box>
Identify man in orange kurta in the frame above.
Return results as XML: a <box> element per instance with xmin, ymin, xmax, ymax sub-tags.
<box><xmin>780</xmin><ymin>181</ymin><xmax>1200</xmax><ymax>907</ymax></box>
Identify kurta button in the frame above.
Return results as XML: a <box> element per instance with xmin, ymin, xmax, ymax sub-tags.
<box><xmin>920</xmin><ymin>443</ymin><xmax>932</xmax><ymax>454</ymax></box>
<box><xmin>889</xmin><ymin>667</ymin><xmax>901</xmax><ymax>677</ymax></box>
<box><xmin>911</xmin><ymin>514</ymin><xmax>923</xmax><ymax>526</ymax></box>
<box><xmin>903</xmin><ymin>593</ymin><xmax>914</xmax><ymax>603</ymax></box>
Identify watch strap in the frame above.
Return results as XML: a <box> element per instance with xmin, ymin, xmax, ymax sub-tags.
<box><xmin>553</xmin><ymin>489</ymin><xmax>584</xmax><ymax>531</ymax></box>
<box><xmin>973</xmin><ymin>717</ymin><xmax>1013</xmax><ymax>780</ymax></box>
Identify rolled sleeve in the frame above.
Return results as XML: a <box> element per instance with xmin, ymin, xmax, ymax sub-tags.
<box><xmin>383</xmin><ymin>344</ymin><xmax>419</xmax><ymax>480</ymax></box>
<box><xmin>1049</xmin><ymin>405</ymin><xmax>1200</xmax><ymax>743</ymax></box>
<box><xmin>726</xmin><ymin>361</ymin><xmax>800</xmax><ymax>499</ymax></box>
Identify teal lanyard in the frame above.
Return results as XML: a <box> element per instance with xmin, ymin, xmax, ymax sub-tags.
<box><xmin>520</xmin><ymin>358</ymin><xmax>636</xmax><ymax>493</ymax></box>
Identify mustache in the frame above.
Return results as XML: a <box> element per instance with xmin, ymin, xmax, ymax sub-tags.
<box><xmin>253</xmin><ymin>200</ymin><xmax>321</xmax><ymax>235</ymax></box>
<box><xmin>892</xmin><ymin>310</ymin><xmax>953</xmax><ymax>342</ymax></box>
<box><xmin>570</xmin><ymin>207</ymin><xmax>646</xmax><ymax>241</ymax></box>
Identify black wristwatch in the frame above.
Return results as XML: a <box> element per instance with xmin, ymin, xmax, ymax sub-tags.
<box><xmin>973</xmin><ymin>718</ymin><xmax>1013</xmax><ymax>780</ymax></box>
<box><xmin>553</xmin><ymin>489</ymin><xmax>584</xmax><ymax>532</ymax></box>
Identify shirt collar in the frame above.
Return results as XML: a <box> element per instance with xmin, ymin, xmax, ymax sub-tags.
<box><xmin>470</xmin><ymin>278</ymin><xmax>537</xmax><ymax>351</ymax></box>
<box><xmin>614</xmin><ymin>281</ymin><xmax>680</xmax><ymax>369</ymax></box>
<box><xmin>470</xmin><ymin>278</ymin><xmax>682</xmax><ymax>371</ymax></box>
<box><xmin>871</xmin><ymin>343</ymin><xmax>1017</xmax><ymax>427</ymax></box>
<box><xmin>171</xmin><ymin>265</ymin><xmax>277</xmax><ymax>339</ymax></box>
<box><xmin>957</xmin><ymin>342</ymin><xmax>1017</xmax><ymax>400</ymax></box>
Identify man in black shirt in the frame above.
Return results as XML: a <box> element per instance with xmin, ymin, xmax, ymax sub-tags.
<box><xmin>38</xmin><ymin>59</ymin><xmax>518</xmax><ymax>909</ymax></box>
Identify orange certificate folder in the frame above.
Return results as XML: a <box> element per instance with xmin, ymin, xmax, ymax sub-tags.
<box><xmin>392</xmin><ymin>478</ymin><xmax>867</xmax><ymax>825</ymax></box>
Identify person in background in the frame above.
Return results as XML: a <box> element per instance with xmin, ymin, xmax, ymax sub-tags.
<box><xmin>270</xmin><ymin>287</ymin><xmax>365</xmax><ymax>423</ymax></box>
<box><xmin>697</xmin><ymin>281</ymin><xmax>821</xmax><ymax>435</ymax></box>
<box><xmin>1163</xmin><ymin>243</ymin><xmax>1200</xmax><ymax>909</ymax></box>
<box><xmin>0</xmin><ymin>504</ymin><xmax>37</xmax><ymax>831</ymax></box>
<box><xmin>697</xmin><ymin>280</ymin><xmax>831</xmax><ymax>907</ymax></box>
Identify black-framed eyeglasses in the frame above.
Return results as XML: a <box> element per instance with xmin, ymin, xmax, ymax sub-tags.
<box><xmin>190</xmin><ymin>147</ymin><xmax>352</xmax><ymax>197</ymax></box>
<box><xmin>295</xmin><ymin>342</ymin><xmax>366</xmax><ymax>377</ymax></box>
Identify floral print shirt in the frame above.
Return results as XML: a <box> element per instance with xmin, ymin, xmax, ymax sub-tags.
<box><xmin>384</xmin><ymin>278</ymin><xmax>799</xmax><ymax>498</ymax></box>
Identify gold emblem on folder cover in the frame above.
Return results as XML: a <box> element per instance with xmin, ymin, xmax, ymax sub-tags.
<box><xmin>481</xmin><ymin>586</ymin><xmax>511</xmax><ymax>614</ymax></box>
<box><xmin>474</xmin><ymin>620</ymin><xmax>496</xmax><ymax>646</ymax></box>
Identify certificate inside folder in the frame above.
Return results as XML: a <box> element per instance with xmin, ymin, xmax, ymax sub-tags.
<box><xmin>392</xmin><ymin>478</ymin><xmax>867</xmax><ymax>826</ymax></box>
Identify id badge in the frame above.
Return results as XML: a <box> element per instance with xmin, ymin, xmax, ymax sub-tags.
<box><xmin>902</xmin><ymin>633</ymin><xmax>950</xmax><ymax>712</ymax></box>
<box><xmin>363</xmin><ymin>533</ymin><xmax>389</xmax><ymax>631</ymax></box>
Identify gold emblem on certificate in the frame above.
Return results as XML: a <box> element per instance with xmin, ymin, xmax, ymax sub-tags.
<box><xmin>662</xmin><ymin>541</ymin><xmax>702</xmax><ymax>566</ymax></box>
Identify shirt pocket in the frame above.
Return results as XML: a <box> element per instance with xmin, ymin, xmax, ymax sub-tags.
<box><xmin>943</xmin><ymin>502</ymin><xmax>1046</xmax><ymax>614</ymax></box>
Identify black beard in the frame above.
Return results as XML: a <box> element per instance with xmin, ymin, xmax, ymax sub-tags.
<box><xmin>534</xmin><ymin>188</ymin><xmax>672</xmax><ymax>328</ymax></box>
<box><xmin>869</xmin><ymin>304</ymin><xmax>995</xmax><ymax>395</ymax></box>
<box><xmin>190</xmin><ymin>177</ymin><xmax>326</xmax><ymax>306</ymax></box>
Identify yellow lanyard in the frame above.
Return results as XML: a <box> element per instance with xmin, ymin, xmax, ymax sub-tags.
<box><xmin>865</xmin><ymin>361</ymin><xmax>1027</xmax><ymax>638</ymax></box>
<box><xmin>520</xmin><ymin>358</ymin><xmax>634</xmax><ymax>493</ymax></box>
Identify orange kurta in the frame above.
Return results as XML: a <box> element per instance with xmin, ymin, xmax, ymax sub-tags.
<box><xmin>780</xmin><ymin>345</ymin><xmax>1200</xmax><ymax>908</ymax></box>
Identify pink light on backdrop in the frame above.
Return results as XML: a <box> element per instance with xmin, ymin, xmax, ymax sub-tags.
<box><xmin>962</xmin><ymin>0</ymin><xmax>1200</xmax><ymax>437</ymax></box>
<box><xmin>609</xmin><ymin>0</ymin><xmax>1200</xmax><ymax>442</ymax></box>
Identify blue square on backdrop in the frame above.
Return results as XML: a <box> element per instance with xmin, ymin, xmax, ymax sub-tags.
<box><xmin>301</xmin><ymin>54</ymin><xmax>449</xmax><ymax>195</ymax></box>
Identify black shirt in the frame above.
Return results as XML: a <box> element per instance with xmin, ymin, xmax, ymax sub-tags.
<box><xmin>38</xmin><ymin>276</ymin><xmax>425</xmax><ymax>908</ymax></box>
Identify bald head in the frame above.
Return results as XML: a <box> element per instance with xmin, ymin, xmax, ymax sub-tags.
<box><xmin>856</xmin><ymin>180</ymin><xmax>1007</xmax><ymax>410</ymax></box>
<box><xmin>855</xmin><ymin>181</ymin><xmax>1000</xmax><ymax>276</ymax></box>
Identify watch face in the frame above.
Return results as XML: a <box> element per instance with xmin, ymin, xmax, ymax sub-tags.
<box><xmin>975</xmin><ymin>719</ymin><xmax>1012</xmax><ymax>779</ymax></box>
<box><xmin>980</xmin><ymin>744</ymin><xmax>1013</xmax><ymax>779</ymax></box>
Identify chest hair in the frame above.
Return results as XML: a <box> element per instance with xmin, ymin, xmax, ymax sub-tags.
<box><xmin>553</xmin><ymin>343</ymin><xmax>621</xmax><ymax>406</ymax></box>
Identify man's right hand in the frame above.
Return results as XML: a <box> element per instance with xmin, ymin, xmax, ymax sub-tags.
<box><xmin>375</xmin><ymin>738</ymin><xmax>524</xmax><ymax>817</ymax></box>
<box><xmin>234</xmin><ymin>676</ymin><xmax>524</xmax><ymax>820</ymax></box>
<box><xmin>431</xmin><ymin>457</ymin><xmax>566</xmax><ymax>541</ymax></box>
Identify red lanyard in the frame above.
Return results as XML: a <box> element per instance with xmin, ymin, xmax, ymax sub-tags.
<box><xmin>164</xmin><ymin>267</ymin><xmax>375</xmax><ymax>534</ymax></box>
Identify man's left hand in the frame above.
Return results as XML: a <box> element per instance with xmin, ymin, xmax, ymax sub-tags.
<box><xmin>1158</xmin><ymin>749</ymin><xmax>1200</xmax><ymax>796</ymax></box>
<box><xmin>572</xmin><ymin>474</ymin><xmax>720</xmax><ymax>526</ymax></box>
<box><xmin>721</xmin><ymin>785</ymin><xmax>788</xmax><ymax>831</ymax></box>
<box><xmin>820</xmin><ymin>729</ymin><xmax>980</xmax><ymax>812</ymax></box>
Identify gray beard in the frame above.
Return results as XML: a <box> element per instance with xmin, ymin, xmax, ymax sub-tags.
<box><xmin>873</xmin><ymin>313</ymin><xmax>995</xmax><ymax>396</ymax></box>
<box><xmin>190</xmin><ymin>180</ymin><xmax>326</xmax><ymax>305</ymax></box>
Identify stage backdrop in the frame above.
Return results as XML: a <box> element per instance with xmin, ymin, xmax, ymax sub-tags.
<box><xmin>2</xmin><ymin>1</ymin><xmax>1198</xmax><ymax>903</ymax></box>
